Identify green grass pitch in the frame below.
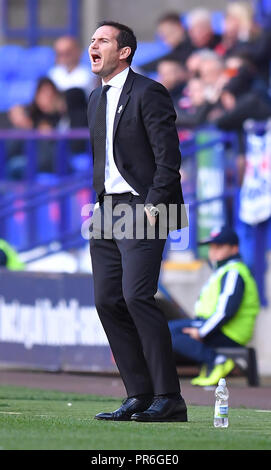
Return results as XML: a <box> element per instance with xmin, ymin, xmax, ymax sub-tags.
<box><xmin>0</xmin><ymin>385</ymin><xmax>270</xmax><ymax>450</ymax></box>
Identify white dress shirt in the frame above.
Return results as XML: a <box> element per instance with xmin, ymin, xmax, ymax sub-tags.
<box><xmin>102</xmin><ymin>67</ymin><xmax>138</xmax><ymax>195</ymax></box>
<box><xmin>48</xmin><ymin>64</ymin><xmax>97</xmax><ymax>95</ymax></box>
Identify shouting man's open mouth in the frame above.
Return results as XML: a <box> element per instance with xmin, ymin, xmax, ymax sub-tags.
<box><xmin>91</xmin><ymin>53</ymin><xmax>102</xmax><ymax>64</ymax></box>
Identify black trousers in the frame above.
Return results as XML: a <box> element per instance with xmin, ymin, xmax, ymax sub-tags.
<box><xmin>89</xmin><ymin>192</ymin><xmax>181</xmax><ymax>397</ymax></box>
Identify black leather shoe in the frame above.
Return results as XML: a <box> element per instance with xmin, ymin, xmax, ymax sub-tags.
<box><xmin>94</xmin><ymin>396</ymin><xmax>153</xmax><ymax>421</ymax></box>
<box><xmin>131</xmin><ymin>396</ymin><xmax>188</xmax><ymax>422</ymax></box>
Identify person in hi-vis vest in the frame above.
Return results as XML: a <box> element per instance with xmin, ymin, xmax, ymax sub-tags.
<box><xmin>0</xmin><ymin>239</ymin><xmax>25</xmax><ymax>270</ymax></box>
<box><xmin>169</xmin><ymin>226</ymin><xmax>260</xmax><ymax>386</ymax></box>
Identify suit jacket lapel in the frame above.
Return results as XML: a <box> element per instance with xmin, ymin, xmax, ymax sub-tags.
<box><xmin>113</xmin><ymin>68</ymin><xmax>136</xmax><ymax>141</ymax></box>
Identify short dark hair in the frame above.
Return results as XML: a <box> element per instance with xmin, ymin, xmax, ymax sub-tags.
<box><xmin>97</xmin><ymin>20</ymin><xmax>137</xmax><ymax>65</ymax></box>
<box><xmin>157</xmin><ymin>12</ymin><xmax>183</xmax><ymax>26</ymax></box>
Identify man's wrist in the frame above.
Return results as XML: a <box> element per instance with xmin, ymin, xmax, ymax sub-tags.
<box><xmin>145</xmin><ymin>203</ymin><xmax>159</xmax><ymax>217</ymax></box>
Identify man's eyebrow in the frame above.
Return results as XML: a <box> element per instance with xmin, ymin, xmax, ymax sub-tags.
<box><xmin>91</xmin><ymin>36</ymin><xmax>111</xmax><ymax>41</ymax></box>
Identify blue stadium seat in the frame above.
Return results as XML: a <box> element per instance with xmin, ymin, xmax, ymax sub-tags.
<box><xmin>211</xmin><ymin>11</ymin><xmax>225</xmax><ymax>35</ymax></box>
<box><xmin>7</xmin><ymin>80</ymin><xmax>37</xmax><ymax>108</ymax></box>
<box><xmin>0</xmin><ymin>45</ymin><xmax>55</xmax><ymax>109</ymax></box>
<box><xmin>70</xmin><ymin>153</ymin><xmax>92</xmax><ymax>174</ymax></box>
<box><xmin>16</xmin><ymin>46</ymin><xmax>56</xmax><ymax>80</ymax></box>
<box><xmin>0</xmin><ymin>80</ymin><xmax>11</xmax><ymax>111</ymax></box>
<box><xmin>0</xmin><ymin>45</ymin><xmax>24</xmax><ymax>80</ymax></box>
<box><xmin>146</xmin><ymin>71</ymin><xmax>158</xmax><ymax>81</ymax></box>
<box><xmin>33</xmin><ymin>174</ymin><xmax>61</xmax><ymax>245</ymax></box>
<box><xmin>255</xmin><ymin>0</ymin><xmax>271</xmax><ymax>28</ymax></box>
<box><xmin>133</xmin><ymin>41</ymin><xmax>171</xmax><ymax>67</ymax></box>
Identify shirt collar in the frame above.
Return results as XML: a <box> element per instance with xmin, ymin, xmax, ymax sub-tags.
<box><xmin>216</xmin><ymin>253</ymin><xmax>242</xmax><ymax>268</ymax></box>
<box><xmin>102</xmin><ymin>67</ymin><xmax>129</xmax><ymax>89</ymax></box>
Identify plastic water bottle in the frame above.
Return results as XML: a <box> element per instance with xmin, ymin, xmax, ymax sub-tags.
<box><xmin>214</xmin><ymin>378</ymin><xmax>229</xmax><ymax>428</ymax></box>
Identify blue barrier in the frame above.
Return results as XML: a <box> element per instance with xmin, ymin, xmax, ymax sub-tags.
<box><xmin>0</xmin><ymin>129</ymin><xmax>94</xmax><ymax>255</ymax></box>
<box><xmin>0</xmin><ymin>128</ymin><xmax>91</xmax><ymax>179</ymax></box>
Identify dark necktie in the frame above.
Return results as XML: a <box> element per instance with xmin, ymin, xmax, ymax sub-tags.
<box><xmin>93</xmin><ymin>84</ymin><xmax>111</xmax><ymax>198</ymax></box>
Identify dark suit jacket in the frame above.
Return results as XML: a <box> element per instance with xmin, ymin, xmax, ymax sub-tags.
<box><xmin>87</xmin><ymin>68</ymin><xmax>187</xmax><ymax>230</ymax></box>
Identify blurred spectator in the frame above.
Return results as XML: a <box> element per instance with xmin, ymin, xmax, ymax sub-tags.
<box><xmin>157</xmin><ymin>12</ymin><xmax>186</xmax><ymax>48</ymax></box>
<box><xmin>225</xmin><ymin>54</ymin><xmax>271</xmax><ymax>103</ymax></box>
<box><xmin>8</xmin><ymin>78</ymin><xmax>67</xmax><ymax>131</ymax></box>
<box><xmin>48</xmin><ymin>36</ymin><xmax>97</xmax><ymax>96</ymax></box>
<box><xmin>186</xmin><ymin>49</ymin><xmax>216</xmax><ymax>79</ymax></box>
<box><xmin>208</xmin><ymin>67</ymin><xmax>271</xmax><ymax>182</ymax></box>
<box><xmin>6</xmin><ymin>78</ymin><xmax>88</xmax><ymax>177</ymax></box>
<box><xmin>157</xmin><ymin>58</ymin><xmax>187</xmax><ymax>106</ymax></box>
<box><xmin>217</xmin><ymin>2</ymin><xmax>271</xmax><ymax>83</ymax></box>
<box><xmin>234</xmin><ymin>28</ymin><xmax>271</xmax><ymax>84</ymax></box>
<box><xmin>215</xmin><ymin>1</ymin><xmax>255</xmax><ymax>58</ymax></box>
<box><xmin>169</xmin><ymin>226</ymin><xmax>259</xmax><ymax>387</ymax></box>
<box><xmin>65</xmin><ymin>87</ymin><xmax>88</xmax><ymax>128</ymax></box>
<box><xmin>178</xmin><ymin>51</ymin><xmax>227</xmax><ymax>128</ymax></box>
<box><xmin>186</xmin><ymin>8</ymin><xmax>221</xmax><ymax>50</ymax></box>
<box><xmin>8</xmin><ymin>78</ymin><xmax>87</xmax><ymax>131</ymax></box>
<box><xmin>141</xmin><ymin>13</ymin><xmax>194</xmax><ymax>74</ymax></box>
<box><xmin>213</xmin><ymin>1</ymin><xmax>271</xmax><ymax>82</ymax></box>
<box><xmin>65</xmin><ymin>87</ymin><xmax>88</xmax><ymax>153</ymax></box>
<box><xmin>176</xmin><ymin>77</ymin><xmax>213</xmax><ymax>128</ymax></box>
<box><xmin>198</xmin><ymin>52</ymin><xmax>227</xmax><ymax>103</ymax></box>
<box><xmin>212</xmin><ymin>70</ymin><xmax>271</xmax><ymax>132</ymax></box>
<box><xmin>199</xmin><ymin>53</ymin><xmax>224</xmax><ymax>85</ymax></box>
<box><xmin>7</xmin><ymin>78</ymin><xmax>68</xmax><ymax>176</ymax></box>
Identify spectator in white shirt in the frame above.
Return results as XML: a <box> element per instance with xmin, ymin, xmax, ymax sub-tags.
<box><xmin>48</xmin><ymin>36</ymin><xmax>97</xmax><ymax>96</ymax></box>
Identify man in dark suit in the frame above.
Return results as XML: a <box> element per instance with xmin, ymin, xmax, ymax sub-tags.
<box><xmin>87</xmin><ymin>21</ymin><xmax>187</xmax><ymax>422</ymax></box>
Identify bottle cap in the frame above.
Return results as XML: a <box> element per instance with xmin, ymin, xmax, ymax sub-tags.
<box><xmin>218</xmin><ymin>378</ymin><xmax>226</xmax><ymax>386</ymax></box>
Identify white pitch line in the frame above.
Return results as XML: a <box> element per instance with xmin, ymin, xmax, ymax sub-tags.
<box><xmin>0</xmin><ymin>411</ymin><xmax>22</xmax><ymax>415</ymax></box>
<box><xmin>255</xmin><ymin>410</ymin><xmax>271</xmax><ymax>413</ymax></box>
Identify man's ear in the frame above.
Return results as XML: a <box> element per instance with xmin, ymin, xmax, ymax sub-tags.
<box><xmin>120</xmin><ymin>46</ymin><xmax>131</xmax><ymax>62</ymax></box>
